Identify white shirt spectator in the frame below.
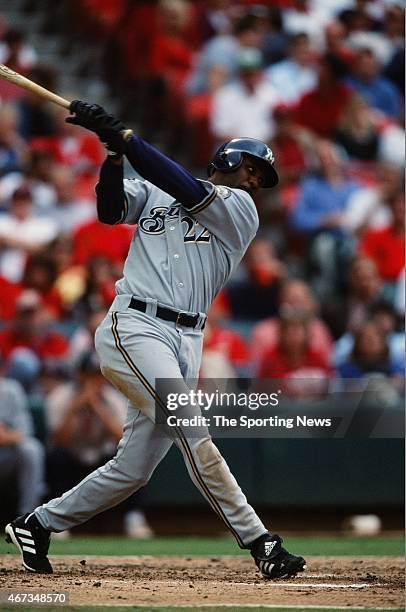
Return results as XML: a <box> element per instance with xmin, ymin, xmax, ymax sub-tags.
<box><xmin>46</xmin><ymin>382</ymin><xmax>127</xmax><ymax>465</ymax></box>
<box><xmin>210</xmin><ymin>78</ymin><xmax>280</xmax><ymax>142</ymax></box>
<box><xmin>378</xmin><ymin>122</ymin><xmax>405</xmax><ymax>168</ymax></box>
<box><xmin>0</xmin><ymin>172</ymin><xmax>57</xmax><ymax>213</ymax></box>
<box><xmin>283</xmin><ymin>6</ymin><xmax>329</xmax><ymax>51</ymax></box>
<box><xmin>0</xmin><ymin>212</ymin><xmax>58</xmax><ymax>282</ymax></box>
<box><xmin>47</xmin><ymin>199</ymin><xmax>95</xmax><ymax>234</ymax></box>
<box><xmin>342</xmin><ymin>187</ymin><xmax>392</xmax><ymax>234</ymax></box>
<box><xmin>265</xmin><ymin>58</ymin><xmax>317</xmax><ymax>104</ymax></box>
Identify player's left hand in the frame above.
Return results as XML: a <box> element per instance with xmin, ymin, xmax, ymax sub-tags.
<box><xmin>66</xmin><ymin>100</ymin><xmax>127</xmax><ymax>158</ymax></box>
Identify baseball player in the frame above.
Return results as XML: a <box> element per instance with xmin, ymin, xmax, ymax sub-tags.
<box><xmin>5</xmin><ymin>101</ymin><xmax>306</xmax><ymax>580</ymax></box>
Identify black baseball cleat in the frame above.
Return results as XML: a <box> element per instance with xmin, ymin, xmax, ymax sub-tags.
<box><xmin>250</xmin><ymin>533</ymin><xmax>306</xmax><ymax>579</ymax></box>
<box><xmin>5</xmin><ymin>513</ymin><xmax>53</xmax><ymax>573</ymax></box>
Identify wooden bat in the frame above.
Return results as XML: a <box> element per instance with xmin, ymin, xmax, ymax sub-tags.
<box><xmin>0</xmin><ymin>64</ymin><xmax>133</xmax><ymax>141</ymax></box>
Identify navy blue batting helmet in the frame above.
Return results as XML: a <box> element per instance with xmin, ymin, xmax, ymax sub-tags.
<box><xmin>207</xmin><ymin>138</ymin><xmax>279</xmax><ymax>188</ymax></box>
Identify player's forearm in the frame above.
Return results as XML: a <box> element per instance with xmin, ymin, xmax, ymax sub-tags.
<box><xmin>96</xmin><ymin>158</ymin><xmax>126</xmax><ymax>224</ymax></box>
<box><xmin>125</xmin><ymin>135</ymin><xmax>207</xmax><ymax>209</ymax></box>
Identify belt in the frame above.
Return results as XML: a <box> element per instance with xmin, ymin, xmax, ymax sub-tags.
<box><xmin>129</xmin><ymin>297</ymin><xmax>206</xmax><ymax>330</ymax></box>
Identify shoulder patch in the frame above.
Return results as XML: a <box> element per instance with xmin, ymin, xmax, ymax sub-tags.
<box><xmin>216</xmin><ymin>185</ymin><xmax>231</xmax><ymax>199</ymax></box>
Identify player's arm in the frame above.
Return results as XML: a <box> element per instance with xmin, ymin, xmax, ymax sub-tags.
<box><xmin>66</xmin><ymin>101</ymin><xmax>211</xmax><ymax>213</ymax></box>
<box><xmin>95</xmin><ymin>157</ymin><xmax>152</xmax><ymax>225</ymax></box>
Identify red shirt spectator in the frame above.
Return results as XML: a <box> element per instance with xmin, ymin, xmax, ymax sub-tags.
<box><xmin>0</xmin><ymin>290</ymin><xmax>68</xmax><ymax>360</ymax></box>
<box><xmin>73</xmin><ymin>220</ymin><xmax>134</xmax><ymax>266</ymax></box>
<box><xmin>292</xmin><ymin>53</ymin><xmax>352</xmax><ymax>138</ymax></box>
<box><xmin>359</xmin><ymin>193</ymin><xmax>405</xmax><ymax>282</ymax></box>
<box><xmin>204</xmin><ymin>325</ymin><xmax>249</xmax><ymax>370</ymax></box>
<box><xmin>260</xmin><ymin>343</ymin><xmax>331</xmax><ymax>379</ymax></box>
<box><xmin>258</xmin><ymin>315</ymin><xmax>332</xmax><ymax>398</ymax></box>
<box><xmin>293</xmin><ymin>82</ymin><xmax>351</xmax><ymax>138</ymax></box>
<box><xmin>0</xmin><ymin>276</ymin><xmax>22</xmax><ymax>321</ymax></box>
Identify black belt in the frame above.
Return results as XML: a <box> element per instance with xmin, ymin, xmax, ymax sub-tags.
<box><xmin>129</xmin><ymin>297</ymin><xmax>205</xmax><ymax>330</ymax></box>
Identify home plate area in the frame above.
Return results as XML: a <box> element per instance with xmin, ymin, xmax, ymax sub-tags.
<box><xmin>1</xmin><ymin>555</ymin><xmax>404</xmax><ymax>608</ymax></box>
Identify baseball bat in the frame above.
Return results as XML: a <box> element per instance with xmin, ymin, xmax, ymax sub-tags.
<box><xmin>0</xmin><ymin>63</ymin><xmax>133</xmax><ymax>141</ymax></box>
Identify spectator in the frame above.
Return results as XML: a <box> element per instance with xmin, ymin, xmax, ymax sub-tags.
<box><xmin>250</xmin><ymin>278</ymin><xmax>333</xmax><ymax>374</ymax></box>
<box><xmin>49</xmin><ymin>235</ymin><xmax>87</xmax><ymax>311</ymax></box>
<box><xmin>337</xmin><ymin>321</ymin><xmax>402</xmax><ymax>379</ymax></box>
<box><xmin>323</xmin><ymin>20</ymin><xmax>353</xmax><ymax>64</ymax></box>
<box><xmin>345</xmin><ymin>47</ymin><xmax>402</xmax><ymax>120</ymax></box>
<box><xmin>73</xmin><ymin>218</ymin><xmax>134</xmax><ymax>267</ymax></box>
<box><xmin>292</xmin><ymin>52</ymin><xmax>352</xmax><ymax>139</ymax></box>
<box><xmin>46</xmin><ymin>165</ymin><xmax>95</xmax><ymax>235</ymax></box>
<box><xmin>0</xmin><ymin>275</ymin><xmax>22</xmax><ymax>321</ymax></box>
<box><xmin>334</xmin><ymin>300</ymin><xmax>405</xmax><ymax>371</ymax></box>
<box><xmin>0</xmin><ymin>289</ymin><xmax>68</xmax><ymax>360</ymax></box>
<box><xmin>270</xmin><ymin>104</ymin><xmax>307</xmax><ymax>189</ymax></box>
<box><xmin>378</xmin><ymin>117</ymin><xmax>405</xmax><ymax>169</ymax></box>
<box><xmin>31</xmin><ymin>105</ymin><xmax>104</xmax><ymax>186</ymax></box>
<box><xmin>342</xmin><ymin>163</ymin><xmax>402</xmax><ymax>236</ymax></box>
<box><xmin>199</xmin><ymin>0</ymin><xmax>237</xmax><ymax>36</ymax></box>
<box><xmin>0</xmin><ymin>27</ymin><xmax>37</xmax><ymax>74</ymax></box>
<box><xmin>290</xmin><ymin>140</ymin><xmax>360</xmax><ymax>296</ymax></box>
<box><xmin>69</xmin><ymin>307</ymin><xmax>108</xmax><ymax>366</ymax></box>
<box><xmin>186</xmin><ymin>12</ymin><xmax>268</xmax><ymax>95</ymax></box>
<box><xmin>334</xmin><ymin>94</ymin><xmax>380</xmax><ymax>162</ymax></box>
<box><xmin>0</xmin><ymin>147</ymin><xmax>57</xmax><ymax>214</ymax></box>
<box><xmin>22</xmin><ymin>253</ymin><xmax>64</xmax><ymax>320</ymax></box>
<box><xmin>259</xmin><ymin>313</ymin><xmax>331</xmax><ymax>398</ymax></box>
<box><xmin>0</xmin><ymin>185</ymin><xmax>58</xmax><ymax>283</ymax></box>
<box><xmin>226</xmin><ymin>237</ymin><xmax>286</xmax><ymax>321</ymax></box>
<box><xmin>73</xmin><ymin>257</ymin><xmax>118</xmax><ymax>319</ymax></box>
<box><xmin>282</xmin><ymin>0</ymin><xmax>329</xmax><ymax>51</ymax></box>
<box><xmin>322</xmin><ymin>255</ymin><xmax>386</xmax><ymax>339</ymax></box>
<box><xmin>0</xmin><ymin>103</ymin><xmax>27</xmax><ymax>177</ymax></box>
<box><xmin>0</xmin><ymin>354</ymin><xmax>45</xmax><ymax>516</ymax></box>
<box><xmin>261</xmin><ymin>6</ymin><xmax>289</xmax><ymax>66</ymax></box>
<box><xmin>202</xmin><ymin>295</ymin><xmax>250</xmax><ymax>377</ymax></box>
<box><xmin>210</xmin><ymin>47</ymin><xmax>281</xmax><ymax>144</ymax></box>
<box><xmin>359</xmin><ymin>190</ymin><xmax>405</xmax><ymax>285</ymax></box>
<box><xmin>17</xmin><ymin>65</ymin><xmax>59</xmax><ymax>139</ymax></box>
<box><xmin>265</xmin><ymin>32</ymin><xmax>317</xmax><ymax>105</ymax></box>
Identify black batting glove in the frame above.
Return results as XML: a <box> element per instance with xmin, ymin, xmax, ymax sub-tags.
<box><xmin>66</xmin><ymin>100</ymin><xmax>128</xmax><ymax>158</ymax></box>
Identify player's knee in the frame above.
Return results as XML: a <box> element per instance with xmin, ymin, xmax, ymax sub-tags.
<box><xmin>194</xmin><ymin>437</ymin><xmax>223</xmax><ymax>472</ymax></box>
<box><xmin>112</xmin><ymin>455</ymin><xmax>151</xmax><ymax>489</ymax></box>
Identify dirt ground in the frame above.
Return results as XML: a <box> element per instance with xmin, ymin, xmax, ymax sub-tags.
<box><xmin>0</xmin><ymin>555</ymin><xmax>404</xmax><ymax>608</ymax></box>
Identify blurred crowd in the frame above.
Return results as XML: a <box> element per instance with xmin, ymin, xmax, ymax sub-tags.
<box><xmin>0</xmin><ymin>0</ymin><xmax>404</xmax><ymax>526</ymax></box>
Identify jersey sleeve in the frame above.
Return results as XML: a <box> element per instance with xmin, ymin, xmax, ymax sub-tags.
<box><xmin>188</xmin><ymin>180</ymin><xmax>259</xmax><ymax>253</ymax></box>
<box><xmin>120</xmin><ymin>178</ymin><xmax>153</xmax><ymax>225</ymax></box>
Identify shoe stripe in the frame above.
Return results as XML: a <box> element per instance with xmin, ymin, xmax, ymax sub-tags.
<box><xmin>19</xmin><ymin>537</ymin><xmax>35</xmax><ymax>545</ymax></box>
<box><xmin>24</xmin><ymin>512</ymin><xmax>36</xmax><ymax>524</ymax></box>
<box><xmin>15</xmin><ymin>527</ymin><xmax>31</xmax><ymax>536</ymax></box>
<box><xmin>22</xmin><ymin>545</ymin><xmax>36</xmax><ymax>553</ymax></box>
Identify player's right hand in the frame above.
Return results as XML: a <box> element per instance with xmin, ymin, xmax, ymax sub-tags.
<box><xmin>66</xmin><ymin>100</ymin><xmax>128</xmax><ymax>158</ymax></box>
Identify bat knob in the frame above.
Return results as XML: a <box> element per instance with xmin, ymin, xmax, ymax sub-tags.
<box><xmin>121</xmin><ymin>129</ymin><xmax>133</xmax><ymax>142</ymax></box>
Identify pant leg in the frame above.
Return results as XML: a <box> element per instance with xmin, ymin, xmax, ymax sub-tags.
<box><xmin>95</xmin><ymin>310</ymin><xmax>266</xmax><ymax>547</ymax></box>
<box><xmin>36</xmin><ymin>407</ymin><xmax>172</xmax><ymax>532</ymax></box>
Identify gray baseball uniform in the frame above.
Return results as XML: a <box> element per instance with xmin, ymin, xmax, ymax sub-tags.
<box><xmin>35</xmin><ymin>178</ymin><xmax>267</xmax><ymax>547</ymax></box>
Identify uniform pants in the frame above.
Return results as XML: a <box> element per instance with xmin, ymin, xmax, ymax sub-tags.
<box><xmin>36</xmin><ymin>300</ymin><xmax>267</xmax><ymax>547</ymax></box>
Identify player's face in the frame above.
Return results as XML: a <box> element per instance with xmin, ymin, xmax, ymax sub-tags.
<box><xmin>212</xmin><ymin>156</ymin><xmax>266</xmax><ymax>196</ymax></box>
